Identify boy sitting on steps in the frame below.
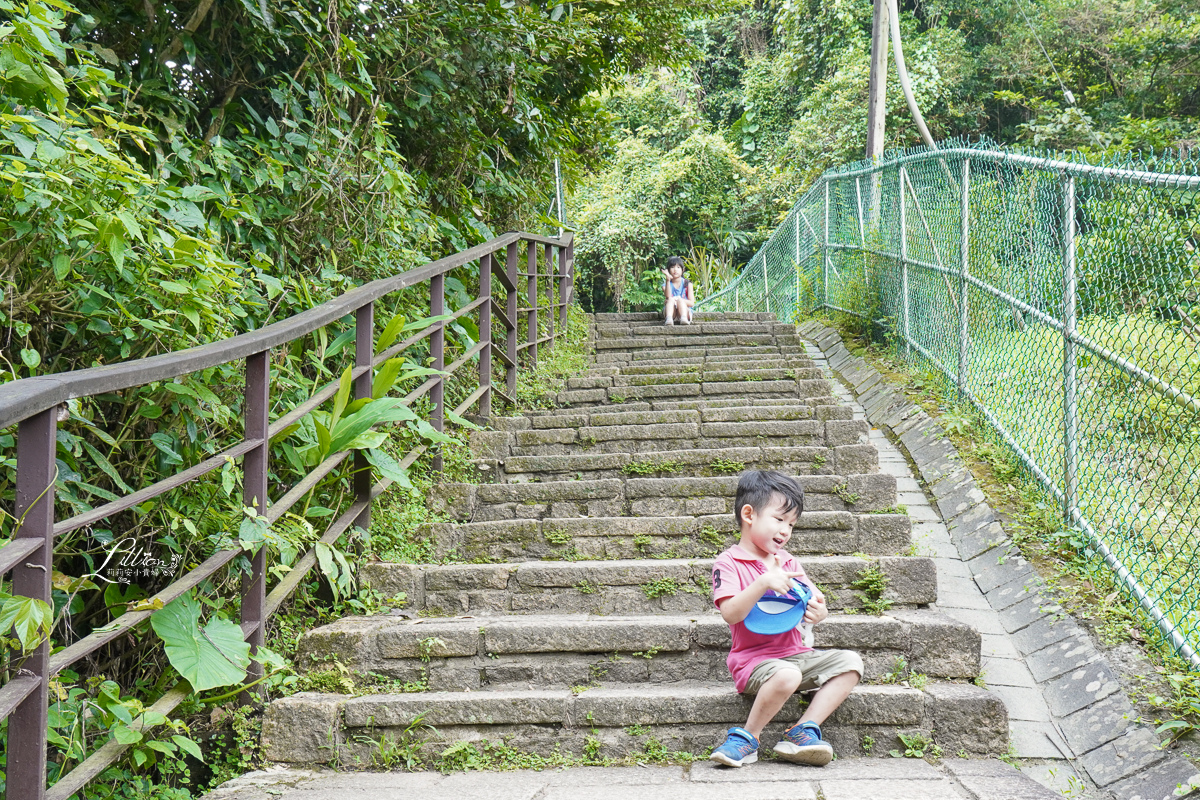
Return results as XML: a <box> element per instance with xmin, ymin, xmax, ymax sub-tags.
<box><xmin>710</xmin><ymin>469</ymin><xmax>863</xmax><ymax>768</ymax></box>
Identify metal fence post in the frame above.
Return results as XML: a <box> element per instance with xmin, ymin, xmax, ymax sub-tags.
<box><xmin>505</xmin><ymin>243</ymin><xmax>518</xmax><ymax>401</ymax></box>
<box><xmin>762</xmin><ymin>257</ymin><xmax>771</xmax><ymax>316</ymax></box>
<box><xmin>544</xmin><ymin>243</ymin><xmax>555</xmax><ymax>342</ymax></box>
<box><xmin>899</xmin><ymin>166</ymin><xmax>910</xmax><ymax>356</ymax></box>
<box><xmin>794</xmin><ymin>212</ymin><xmax>801</xmax><ymax>314</ymax></box>
<box><xmin>957</xmin><ymin>158</ymin><xmax>971</xmax><ymax>395</ymax></box>
<box><xmin>478</xmin><ymin>253</ymin><xmax>492</xmax><ymax>422</ymax></box>
<box><xmin>240</xmin><ymin>350</ymin><xmax>269</xmax><ymax>696</ymax></box>
<box><xmin>558</xmin><ymin>242</ymin><xmax>570</xmax><ymax>329</ymax></box>
<box><xmin>431</xmin><ymin>273</ymin><xmax>445</xmax><ymax>472</ymax></box>
<box><xmin>526</xmin><ymin>242</ymin><xmax>538</xmax><ymax>368</ymax></box>
<box><xmin>823</xmin><ymin>179</ymin><xmax>831</xmax><ymax>309</ymax></box>
<box><xmin>353</xmin><ymin>303</ymin><xmax>373</xmax><ymax>529</ymax></box>
<box><xmin>9</xmin><ymin>407</ymin><xmax>56</xmax><ymax>800</ymax></box>
<box><xmin>1062</xmin><ymin>173</ymin><xmax>1078</xmax><ymax>525</ymax></box>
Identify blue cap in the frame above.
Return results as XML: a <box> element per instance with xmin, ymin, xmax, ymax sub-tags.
<box><xmin>743</xmin><ymin>580</ymin><xmax>812</xmax><ymax>635</ymax></box>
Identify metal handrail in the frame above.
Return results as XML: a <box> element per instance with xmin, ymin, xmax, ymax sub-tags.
<box><xmin>0</xmin><ymin>230</ymin><xmax>574</xmax><ymax>800</ymax></box>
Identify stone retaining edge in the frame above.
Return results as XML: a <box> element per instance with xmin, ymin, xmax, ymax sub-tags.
<box><xmin>798</xmin><ymin>320</ymin><xmax>1200</xmax><ymax>800</ymax></box>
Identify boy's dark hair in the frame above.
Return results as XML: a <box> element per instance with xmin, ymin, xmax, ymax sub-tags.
<box><xmin>734</xmin><ymin>469</ymin><xmax>804</xmax><ymax>528</ymax></box>
<box><xmin>667</xmin><ymin>255</ymin><xmax>684</xmax><ymax>270</ymax></box>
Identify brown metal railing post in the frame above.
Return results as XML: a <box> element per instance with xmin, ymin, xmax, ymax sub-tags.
<box><xmin>240</xmin><ymin>350</ymin><xmax>269</xmax><ymax>697</ymax></box>
<box><xmin>431</xmin><ymin>274</ymin><xmax>445</xmax><ymax>472</ymax></box>
<box><xmin>354</xmin><ymin>302</ymin><xmax>373</xmax><ymax>528</ymax></box>
<box><xmin>526</xmin><ymin>241</ymin><xmax>538</xmax><ymax>368</ymax></box>
<box><xmin>559</xmin><ymin>241</ymin><xmax>570</xmax><ymax>329</ymax></box>
<box><xmin>478</xmin><ymin>253</ymin><xmax>492</xmax><ymax>421</ymax></box>
<box><xmin>544</xmin><ymin>243</ymin><xmax>555</xmax><ymax>343</ymax></box>
<box><xmin>9</xmin><ymin>408</ymin><xmax>56</xmax><ymax>800</ymax></box>
<box><xmin>506</xmin><ymin>242</ymin><xmax>519</xmax><ymax>400</ymax></box>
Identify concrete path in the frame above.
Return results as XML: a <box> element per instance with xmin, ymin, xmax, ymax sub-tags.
<box><xmin>205</xmin><ymin>757</ymin><xmax>1060</xmax><ymax>800</ymax></box>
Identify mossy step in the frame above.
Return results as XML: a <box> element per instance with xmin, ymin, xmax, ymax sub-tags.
<box><xmin>416</xmin><ymin>512</ymin><xmax>910</xmax><ymax>562</ymax></box>
<box><xmin>594</xmin><ymin>334</ymin><xmax>778</xmax><ymax>351</ymax></box>
<box><xmin>429</xmin><ymin>471</ymin><xmax>896</xmax><ymax>523</ymax></box>
<box><xmin>594</xmin><ymin>322</ymin><xmax>786</xmax><ymax>338</ymax></box>
<box><xmin>559</xmin><ymin>380</ymin><xmax>830</xmax><ymax>407</ymax></box>
<box><xmin>507</xmin><ymin>417</ymin><xmax>866</xmax><ymax>455</ymax></box>
<box><xmin>594</xmin><ymin>311</ymin><xmax>774</xmax><ymax>322</ymax></box>
<box><xmin>262</xmin><ymin>682</ymin><xmax>1006</xmax><ymax>765</ymax></box>
<box><xmin>490</xmin><ymin>442</ymin><xmax>876</xmax><ymax>482</ymax></box>
<box><xmin>357</xmin><ymin>555</ymin><xmax>935</xmax><ymax>617</ymax></box>
<box><xmin>295</xmin><ymin>610</ymin><xmax>977</xmax><ymax>694</ymax></box>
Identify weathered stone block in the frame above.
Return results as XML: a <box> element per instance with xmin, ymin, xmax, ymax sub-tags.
<box><xmin>261</xmin><ymin>694</ymin><xmax>343</xmax><ymax>763</ymax></box>
<box><xmin>1078</xmin><ymin>728</ymin><xmax>1167</xmax><ymax>787</ymax></box>
<box><xmin>1057</xmin><ymin>693</ymin><xmax>1137</xmax><ymax>755</ymax></box>
<box><xmin>829</xmin><ymin>686</ymin><xmax>924</xmax><ymax>726</ymax></box>
<box><xmin>376</xmin><ymin>623</ymin><xmax>480</xmax><ymax>659</ymax></box>
<box><xmin>825</xmin><ymin>420</ymin><xmax>869</xmax><ymax>446</ymax></box>
<box><xmin>343</xmin><ymin>689</ymin><xmax>567</xmax><ymax>727</ymax></box>
<box><xmin>1042</xmin><ymin>663</ymin><xmax>1121</xmax><ymax>717</ymax></box>
<box><xmin>425</xmin><ymin>563</ymin><xmax>514</xmax><ymax>591</ymax></box>
<box><xmin>469</xmin><ymin>430</ymin><xmax>510</xmax><ymax>459</ymax></box>
<box><xmin>890</xmin><ymin>609</ymin><xmax>980</xmax><ymax>677</ymax></box>
<box><xmin>358</xmin><ymin>563</ymin><xmax>423</xmax><ymax>607</ymax></box>
<box><xmin>923</xmin><ymin>683</ymin><xmax>1008</xmax><ymax>754</ymax></box>
<box><xmin>429</xmin><ymin>483</ymin><xmax>476</xmax><ymax>520</ymax></box>
<box><xmin>833</xmin><ymin>444</ymin><xmax>879</xmax><ymax>475</ymax></box>
<box><xmin>845</xmin><ymin>473</ymin><xmax>897</xmax><ymax>511</ymax></box>
<box><xmin>856</xmin><ymin>514</ymin><xmax>912</xmax><ymax>554</ymax></box>
<box><xmin>483</xmin><ymin>616</ymin><xmax>691</xmax><ymax>654</ymax></box>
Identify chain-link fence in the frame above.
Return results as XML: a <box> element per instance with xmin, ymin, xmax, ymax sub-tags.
<box><xmin>700</xmin><ymin>141</ymin><xmax>1200</xmax><ymax>666</ymax></box>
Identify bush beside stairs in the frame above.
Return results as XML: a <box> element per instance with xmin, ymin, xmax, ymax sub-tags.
<box><xmin>260</xmin><ymin>312</ymin><xmax>1008</xmax><ymax>768</ymax></box>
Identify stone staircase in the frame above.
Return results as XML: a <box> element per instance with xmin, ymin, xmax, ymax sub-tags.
<box><xmin>260</xmin><ymin>312</ymin><xmax>1008</xmax><ymax>769</ymax></box>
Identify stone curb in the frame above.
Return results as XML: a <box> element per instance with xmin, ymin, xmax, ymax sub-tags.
<box><xmin>798</xmin><ymin>320</ymin><xmax>1200</xmax><ymax>800</ymax></box>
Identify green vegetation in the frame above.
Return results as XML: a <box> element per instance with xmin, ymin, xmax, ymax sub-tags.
<box><xmin>709</xmin><ymin>457</ymin><xmax>746</xmax><ymax>474</ymax></box>
<box><xmin>852</xmin><ymin>562</ymin><xmax>893</xmax><ymax>616</ymax></box>
<box><xmin>577</xmin><ymin>1</ymin><xmax>1200</xmax><ymax>313</ymax></box>
<box><xmin>641</xmin><ymin>578</ymin><xmax>681</xmax><ymax>599</ymax></box>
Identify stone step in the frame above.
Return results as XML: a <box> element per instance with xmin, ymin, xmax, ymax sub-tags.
<box><xmin>594</xmin><ymin>312</ymin><xmax>775</xmax><ymax>322</ymax></box>
<box><xmin>562</xmin><ymin>368</ymin><xmax>826</xmax><ymax>389</ymax></box>
<box><xmin>261</xmin><ymin>682</ymin><xmax>1007</xmax><ymax>766</ymax></box>
<box><xmin>359</xmin><ymin>555</ymin><xmax>935</xmax><ymax>616</ymax></box>
<box><xmin>517</xmin><ymin>405</ymin><xmax>847</xmax><ymax>431</ymax></box>
<box><xmin>429</xmin><ymin>472</ymin><xmax>897</xmax><ymax>524</ymax></box>
<box><xmin>596</xmin><ymin>346</ymin><xmax>784</xmax><ymax>364</ymax></box>
<box><xmin>493</xmin><ymin>443</ymin><xmax>877</xmax><ymax>482</ymax></box>
<box><xmin>558</xmin><ymin>380</ymin><xmax>838</xmax><ymax>409</ymax></box>
<box><xmin>506</xmin><ymin>416</ymin><xmax>866</xmax><ymax>454</ymax></box>
<box><xmin>595</xmin><ymin>359</ymin><xmax>791</xmax><ymax>376</ymax></box>
<box><xmin>595</xmin><ymin>322</ymin><xmax>788</xmax><ymax>338</ymax></box>
<box><xmin>593</xmin><ymin>334</ymin><xmax>779</xmax><ymax>351</ymax></box>
<box><xmin>417</xmin><ymin>512</ymin><xmax>910</xmax><ymax>562</ymax></box>
<box><xmin>295</xmin><ymin>610</ymin><xmax>977</xmax><ymax>692</ymax></box>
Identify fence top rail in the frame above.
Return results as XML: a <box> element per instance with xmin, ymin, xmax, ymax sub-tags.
<box><xmin>0</xmin><ymin>231</ymin><xmax>571</xmax><ymax>430</ymax></box>
<box><xmin>823</xmin><ymin>145</ymin><xmax>1200</xmax><ymax>189</ymax></box>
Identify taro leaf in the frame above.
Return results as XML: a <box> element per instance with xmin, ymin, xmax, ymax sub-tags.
<box><xmin>327</xmin><ymin>397</ymin><xmax>416</xmax><ymax>453</ymax></box>
<box><xmin>363</xmin><ymin>447</ymin><xmax>413</xmax><ymax>489</ymax></box>
<box><xmin>413</xmin><ymin>418</ymin><xmax>454</xmax><ymax>444</ymax></box>
<box><xmin>446</xmin><ymin>409</ymin><xmax>482</xmax><ymax>431</ymax></box>
<box><xmin>151</xmin><ymin>592</ymin><xmax>250</xmax><ymax>692</ymax></box>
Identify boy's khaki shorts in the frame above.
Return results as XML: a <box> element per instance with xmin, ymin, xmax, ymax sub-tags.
<box><xmin>743</xmin><ymin>649</ymin><xmax>863</xmax><ymax>695</ymax></box>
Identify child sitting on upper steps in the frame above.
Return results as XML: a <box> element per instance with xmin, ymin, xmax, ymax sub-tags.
<box><xmin>662</xmin><ymin>255</ymin><xmax>694</xmax><ymax>326</ymax></box>
<box><xmin>709</xmin><ymin>469</ymin><xmax>863</xmax><ymax>768</ymax></box>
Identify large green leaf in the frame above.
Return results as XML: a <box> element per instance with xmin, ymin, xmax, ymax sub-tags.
<box><xmin>0</xmin><ymin>595</ymin><xmax>54</xmax><ymax>653</ymax></box>
<box><xmin>327</xmin><ymin>397</ymin><xmax>416</xmax><ymax>453</ymax></box>
<box><xmin>151</xmin><ymin>592</ymin><xmax>250</xmax><ymax>692</ymax></box>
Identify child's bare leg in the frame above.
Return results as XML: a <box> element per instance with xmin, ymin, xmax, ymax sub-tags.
<box><xmin>745</xmin><ymin>669</ymin><xmax>804</xmax><ymax>738</ymax></box>
<box><xmin>796</xmin><ymin>671</ymin><xmax>859</xmax><ymax>726</ymax></box>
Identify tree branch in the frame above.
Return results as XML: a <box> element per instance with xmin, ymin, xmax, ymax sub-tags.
<box><xmin>159</xmin><ymin>0</ymin><xmax>216</xmax><ymax>64</ymax></box>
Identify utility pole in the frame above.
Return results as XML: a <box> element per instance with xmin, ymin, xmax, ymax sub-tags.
<box><xmin>865</xmin><ymin>0</ymin><xmax>889</xmax><ymax>232</ymax></box>
<box><xmin>866</xmin><ymin>0</ymin><xmax>889</xmax><ymax>163</ymax></box>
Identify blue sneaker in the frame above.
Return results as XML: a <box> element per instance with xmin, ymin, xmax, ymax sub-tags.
<box><xmin>709</xmin><ymin>727</ymin><xmax>759</xmax><ymax>767</ymax></box>
<box><xmin>773</xmin><ymin>721</ymin><xmax>833</xmax><ymax>766</ymax></box>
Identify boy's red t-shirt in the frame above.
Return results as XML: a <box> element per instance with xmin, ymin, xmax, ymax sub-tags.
<box><xmin>712</xmin><ymin>544</ymin><xmax>816</xmax><ymax>693</ymax></box>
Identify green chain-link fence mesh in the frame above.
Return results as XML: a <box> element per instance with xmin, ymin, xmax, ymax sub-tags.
<box><xmin>700</xmin><ymin>141</ymin><xmax>1200</xmax><ymax>666</ymax></box>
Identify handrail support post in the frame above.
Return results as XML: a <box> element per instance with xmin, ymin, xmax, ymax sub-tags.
<box><xmin>899</xmin><ymin>165</ymin><xmax>910</xmax><ymax>356</ymax></box>
<box><xmin>431</xmin><ymin>274</ymin><xmax>445</xmax><ymax>473</ymax></box>
<box><xmin>478</xmin><ymin>254</ymin><xmax>493</xmax><ymax>421</ymax></box>
<box><xmin>353</xmin><ymin>303</ymin><xmax>373</xmax><ymax>529</ymax></box>
<box><xmin>10</xmin><ymin>406</ymin><xmax>56</xmax><ymax>800</ymax></box>
<box><xmin>240</xmin><ymin>349</ymin><xmax>269</xmax><ymax>701</ymax></box>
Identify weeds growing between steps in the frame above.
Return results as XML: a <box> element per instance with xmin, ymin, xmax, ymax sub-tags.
<box><xmin>818</xmin><ymin>315</ymin><xmax>1200</xmax><ymax>767</ymax></box>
